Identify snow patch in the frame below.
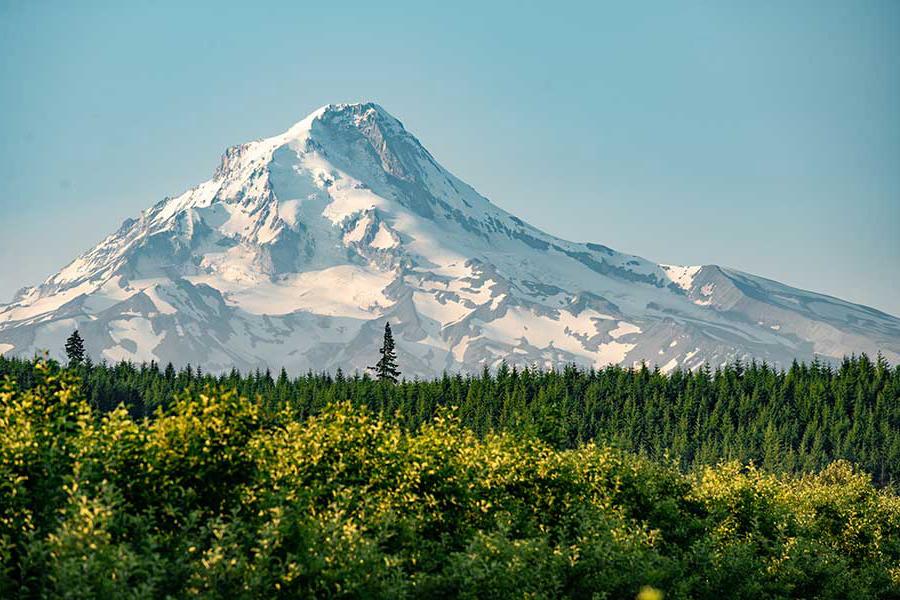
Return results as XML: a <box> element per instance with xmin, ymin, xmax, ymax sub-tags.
<box><xmin>661</xmin><ymin>357</ymin><xmax>679</xmax><ymax>374</ymax></box>
<box><xmin>144</xmin><ymin>286</ymin><xmax>178</xmax><ymax>315</ymax></box>
<box><xmin>594</xmin><ymin>341</ymin><xmax>637</xmax><ymax>367</ymax></box>
<box><xmin>105</xmin><ymin>317</ymin><xmax>164</xmax><ymax>363</ymax></box>
<box><xmin>609</xmin><ymin>321</ymin><xmax>641</xmax><ymax>339</ymax></box>
<box><xmin>370</xmin><ymin>223</ymin><xmax>397</xmax><ymax>249</ymax></box>
<box><xmin>191</xmin><ymin>265</ymin><xmax>394</xmax><ymax>318</ymax></box>
<box><xmin>344</xmin><ymin>216</ymin><xmax>369</xmax><ymax>243</ymax></box>
<box><xmin>661</xmin><ymin>264</ymin><xmax>701</xmax><ymax>292</ymax></box>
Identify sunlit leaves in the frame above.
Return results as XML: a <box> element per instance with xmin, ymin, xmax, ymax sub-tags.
<box><xmin>0</xmin><ymin>365</ymin><xmax>899</xmax><ymax>598</ymax></box>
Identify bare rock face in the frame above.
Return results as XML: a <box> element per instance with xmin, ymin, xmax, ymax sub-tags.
<box><xmin>1</xmin><ymin>103</ymin><xmax>898</xmax><ymax>376</ymax></box>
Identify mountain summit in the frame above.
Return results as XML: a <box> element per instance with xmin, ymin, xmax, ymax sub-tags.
<box><xmin>2</xmin><ymin>103</ymin><xmax>898</xmax><ymax>375</ymax></box>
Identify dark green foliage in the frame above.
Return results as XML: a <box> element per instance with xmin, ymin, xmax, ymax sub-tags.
<box><xmin>0</xmin><ymin>366</ymin><xmax>899</xmax><ymax>598</ymax></box>
<box><xmin>64</xmin><ymin>330</ymin><xmax>85</xmax><ymax>366</ymax></box>
<box><xmin>2</xmin><ymin>354</ymin><xmax>897</xmax><ymax>487</ymax></box>
<box><xmin>370</xmin><ymin>322</ymin><xmax>400</xmax><ymax>383</ymax></box>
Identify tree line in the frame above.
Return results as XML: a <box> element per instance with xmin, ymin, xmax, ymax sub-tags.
<box><xmin>3</xmin><ymin>345</ymin><xmax>898</xmax><ymax>487</ymax></box>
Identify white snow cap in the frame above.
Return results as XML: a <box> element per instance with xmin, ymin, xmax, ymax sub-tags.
<box><xmin>1</xmin><ymin>101</ymin><xmax>898</xmax><ymax>376</ymax></box>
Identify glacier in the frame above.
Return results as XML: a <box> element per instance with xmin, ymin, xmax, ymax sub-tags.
<box><xmin>1</xmin><ymin>102</ymin><xmax>898</xmax><ymax>377</ymax></box>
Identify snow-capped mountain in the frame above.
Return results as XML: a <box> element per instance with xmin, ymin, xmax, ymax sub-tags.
<box><xmin>2</xmin><ymin>103</ymin><xmax>898</xmax><ymax>376</ymax></box>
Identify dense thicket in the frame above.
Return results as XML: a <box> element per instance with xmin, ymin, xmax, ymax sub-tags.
<box><xmin>2</xmin><ymin>354</ymin><xmax>898</xmax><ymax>486</ymax></box>
<box><xmin>1</xmin><ymin>364</ymin><xmax>899</xmax><ymax>598</ymax></box>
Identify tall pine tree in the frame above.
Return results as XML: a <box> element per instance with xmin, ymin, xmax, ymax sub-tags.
<box><xmin>370</xmin><ymin>322</ymin><xmax>400</xmax><ymax>383</ymax></box>
<box><xmin>65</xmin><ymin>330</ymin><xmax>86</xmax><ymax>366</ymax></box>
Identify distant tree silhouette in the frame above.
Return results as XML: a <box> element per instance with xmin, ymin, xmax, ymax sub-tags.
<box><xmin>65</xmin><ymin>330</ymin><xmax>86</xmax><ymax>366</ymax></box>
<box><xmin>369</xmin><ymin>322</ymin><xmax>400</xmax><ymax>383</ymax></box>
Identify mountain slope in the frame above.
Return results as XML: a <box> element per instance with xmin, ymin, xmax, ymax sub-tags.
<box><xmin>2</xmin><ymin>103</ymin><xmax>898</xmax><ymax>376</ymax></box>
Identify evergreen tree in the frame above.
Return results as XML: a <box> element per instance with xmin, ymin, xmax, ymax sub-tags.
<box><xmin>370</xmin><ymin>322</ymin><xmax>400</xmax><ymax>383</ymax></box>
<box><xmin>64</xmin><ymin>330</ymin><xmax>86</xmax><ymax>366</ymax></box>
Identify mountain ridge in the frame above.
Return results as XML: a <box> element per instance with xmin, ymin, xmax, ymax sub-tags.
<box><xmin>1</xmin><ymin>102</ymin><xmax>898</xmax><ymax>375</ymax></box>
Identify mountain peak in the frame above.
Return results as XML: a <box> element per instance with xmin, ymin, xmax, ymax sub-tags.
<box><xmin>284</xmin><ymin>102</ymin><xmax>403</xmax><ymax>140</ymax></box>
<box><xmin>1</xmin><ymin>105</ymin><xmax>898</xmax><ymax>375</ymax></box>
<box><xmin>320</xmin><ymin>101</ymin><xmax>395</xmax><ymax>118</ymax></box>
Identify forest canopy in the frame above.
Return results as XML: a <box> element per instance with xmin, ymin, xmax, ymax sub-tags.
<box><xmin>2</xmin><ymin>353</ymin><xmax>898</xmax><ymax>486</ymax></box>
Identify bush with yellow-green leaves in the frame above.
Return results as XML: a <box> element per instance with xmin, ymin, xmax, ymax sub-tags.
<box><xmin>1</xmin><ymin>363</ymin><xmax>899</xmax><ymax>598</ymax></box>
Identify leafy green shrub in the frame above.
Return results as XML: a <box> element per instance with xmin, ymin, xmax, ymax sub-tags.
<box><xmin>1</xmin><ymin>364</ymin><xmax>899</xmax><ymax>598</ymax></box>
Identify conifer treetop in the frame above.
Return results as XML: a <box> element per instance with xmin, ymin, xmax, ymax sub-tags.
<box><xmin>370</xmin><ymin>322</ymin><xmax>400</xmax><ymax>383</ymax></box>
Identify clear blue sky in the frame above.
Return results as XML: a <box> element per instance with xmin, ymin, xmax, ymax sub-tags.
<box><xmin>1</xmin><ymin>0</ymin><xmax>898</xmax><ymax>315</ymax></box>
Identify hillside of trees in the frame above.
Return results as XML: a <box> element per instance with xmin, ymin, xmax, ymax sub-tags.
<box><xmin>1</xmin><ymin>360</ymin><xmax>899</xmax><ymax>598</ymax></box>
<box><xmin>1</xmin><ymin>353</ymin><xmax>898</xmax><ymax>487</ymax></box>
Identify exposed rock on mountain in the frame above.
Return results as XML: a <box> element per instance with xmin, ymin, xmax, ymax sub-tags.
<box><xmin>2</xmin><ymin>103</ymin><xmax>897</xmax><ymax>376</ymax></box>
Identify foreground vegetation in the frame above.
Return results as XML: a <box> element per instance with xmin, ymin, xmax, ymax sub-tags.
<box><xmin>2</xmin><ymin>361</ymin><xmax>900</xmax><ymax>598</ymax></box>
<box><xmin>2</xmin><ymin>353</ymin><xmax>899</xmax><ymax>485</ymax></box>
